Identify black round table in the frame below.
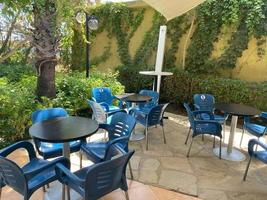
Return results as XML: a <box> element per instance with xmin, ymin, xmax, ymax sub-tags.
<box><xmin>122</xmin><ymin>94</ymin><xmax>152</xmax><ymax>103</ymax></box>
<box><xmin>213</xmin><ymin>103</ymin><xmax>261</xmax><ymax>161</ymax></box>
<box><xmin>29</xmin><ymin>116</ymin><xmax>99</xmax><ymax>159</ymax></box>
<box><xmin>119</xmin><ymin>94</ymin><xmax>152</xmax><ymax>141</ymax></box>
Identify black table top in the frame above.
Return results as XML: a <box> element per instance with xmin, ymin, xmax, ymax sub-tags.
<box><xmin>215</xmin><ymin>103</ymin><xmax>261</xmax><ymax>117</ymax></box>
<box><xmin>29</xmin><ymin>116</ymin><xmax>99</xmax><ymax>143</ymax></box>
<box><xmin>121</xmin><ymin>94</ymin><xmax>152</xmax><ymax>103</ymax></box>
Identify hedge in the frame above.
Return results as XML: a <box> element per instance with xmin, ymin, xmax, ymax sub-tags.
<box><xmin>0</xmin><ymin>66</ymin><xmax>124</xmax><ymax>148</ymax></box>
<box><xmin>160</xmin><ymin>69</ymin><xmax>267</xmax><ymax>111</ymax></box>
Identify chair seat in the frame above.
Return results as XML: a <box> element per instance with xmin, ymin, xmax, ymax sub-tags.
<box><xmin>81</xmin><ymin>142</ymin><xmax>108</xmax><ymax>163</ymax></box>
<box><xmin>131</xmin><ymin>107</ymin><xmax>151</xmax><ymax>115</ymax></box>
<box><xmin>195</xmin><ymin>123</ymin><xmax>220</xmax><ymax>135</ymax></box>
<box><xmin>103</xmin><ymin>105</ymin><xmax>121</xmax><ymax>113</ymax></box>
<box><xmin>254</xmin><ymin>151</ymin><xmax>267</xmax><ymax>164</ymax></box>
<box><xmin>38</xmin><ymin>141</ymin><xmax>81</xmax><ymax>159</ymax></box>
<box><xmin>201</xmin><ymin>114</ymin><xmax>226</xmax><ymax>123</ymax></box>
<box><xmin>135</xmin><ymin>113</ymin><xmax>147</xmax><ymax>126</ymax></box>
<box><xmin>22</xmin><ymin>158</ymin><xmax>57</xmax><ymax>192</ymax></box>
<box><xmin>244</xmin><ymin>123</ymin><xmax>266</xmax><ymax>137</ymax></box>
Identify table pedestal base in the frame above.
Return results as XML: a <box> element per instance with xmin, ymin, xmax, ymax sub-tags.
<box><xmin>213</xmin><ymin>147</ymin><xmax>246</xmax><ymax>161</ymax></box>
<box><xmin>130</xmin><ymin>133</ymin><xmax>145</xmax><ymax>141</ymax></box>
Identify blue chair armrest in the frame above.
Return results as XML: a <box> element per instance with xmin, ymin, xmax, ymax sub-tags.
<box><xmin>25</xmin><ymin>157</ymin><xmax>70</xmax><ymax>180</ymax></box>
<box><xmin>104</xmin><ymin>137</ymin><xmax>129</xmax><ymax>160</ymax></box>
<box><xmin>99</xmin><ymin>102</ymin><xmax>110</xmax><ymax>112</ymax></box>
<box><xmin>92</xmin><ymin>97</ymin><xmax>97</xmax><ymax>102</ymax></box>
<box><xmin>193</xmin><ymin>110</ymin><xmax>215</xmax><ymax>120</ymax></box>
<box><xmin>248</xmin><ymin>139</ymin><xmax>267</xmax><ymax>157</ymax></box>
<box><xmin>108</xmin><ymin>109</ymin><xmax>127</xmax><ymax>116</ymax></box>
<box><xmin>99</xmin><ymin>123</ymin><xmax>113</xmax><ymax>132</ymax></box>
<box><xmin>0</xmin><ymin>141</ymin><xmax>36</xmax><ymax>160</ymax></box>
<box><xmin>107</xmin><ymin>136</ymin><xmax>129</xmax><ymax>147</ymax></box>
<box><xmin>194</xmin><ymin>104</ymin><xmax>200</xmax><ymax>110</ymax></box>
<box><xmin>55</xmin><ymin>163</ymin><xmax>85</xmax><ymax>188</ymax></box>
<box><xmin>261</xmin><ymin>112</ymin><xmax>267</xmax><ymax>119</ymax></box>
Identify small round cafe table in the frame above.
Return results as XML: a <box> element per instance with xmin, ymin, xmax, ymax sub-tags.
<box><xmin>29</xmin><ymin>116</ymin><xmax>99</xmax><ymax>160</ymax></box>
<box><xmin>29</xmin><ymin>116</ymin><xmax>98</xmax><ymax>200</ymax></box>
<box><xmin>213</xmin><ymin>103</ymin><xmax>261</xmax><ymax>161</ymax></box>
<box><xmin>120</xmin><ymin>94</ymin><xmax>152</xmax><ymax>141</ymax></box>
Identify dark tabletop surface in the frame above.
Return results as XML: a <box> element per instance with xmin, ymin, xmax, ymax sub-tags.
<box><xmin>29</xmin><ymin>116</ymin><xmax>99</xmax><ymax>143</ymax></box>
<box><xmin>120</xmin><ymin>94</ymin><xmax>152</xmax><ymax>103</ymax></box>
<box><xmin>215</xmin><ymin>103</ymin><xmax>261</xmax><ymax>116</ymax></box>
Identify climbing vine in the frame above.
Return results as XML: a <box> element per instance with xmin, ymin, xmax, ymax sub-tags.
<box><xmin>186</xmin><ymin>0</ymin><xmax>267</xmax><ymax>73</ymax></box>
<box><xmin>68</xmin><ymin>0</ymin><xmax>267</xmax><ymax>81</ymax></box>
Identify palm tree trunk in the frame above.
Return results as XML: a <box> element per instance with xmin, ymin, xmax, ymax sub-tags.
<box><xmin>33</xmin><ymin>0</ymin><xmax>58</xmax><ymax>98</ymax></box>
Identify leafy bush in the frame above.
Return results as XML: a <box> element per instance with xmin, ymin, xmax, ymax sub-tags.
<box><xmin>0</xmin><ymin>64</ymin><xmax>35</xmax><ymax>82</ymax></box>
<box><xmin>0</xmin><ymin>68</ymin><xmax>124</xmax><ymax>148</ymax></box>
<box><xmin>160</xmin><ymin>69</ymin><xmax>267</xmax><ymax>111</ymax></box>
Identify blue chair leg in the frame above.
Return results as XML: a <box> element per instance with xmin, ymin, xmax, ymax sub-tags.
<box><xmin>145</xmin><ymin>127</ymin><xmax>149</xmax><ymax>150</ymax></box>
<box><xmin>62</xmin><ymin>184</ymin><xmax>65</xmax><ymax>200</ymax></box>
<box><xmin>162</xmin><ymin>125</ymin><xmax>166</xmax><ymax>144</ymax></box>
<box><xmin>125</xmin><ymin>191</ymin><xmax>130</xmax><ymax>200</ymax></box>
<box><xmin>185</xmin><ymin>128</ymin><xmax>191</xmax><ymax>145</ymax></box>
<box><xmin>223</xmin><ymin>122</ymin><xmax>226</xmax><ymax>142</ymax></box>
<box><xmin>128</xmin><ymin>161</ymin><xmax>134</xmax><ymax>180</ymax></box>
<box><xmin>213</xmin><ymin>136</ymin><xmax>215</xmax><ymax>148</ymax></box>
<box><xmin>243</xmin><ymin>156</ymin><xmax>252</xmax><ymax>181</ymax></box>
<box><xmin>240</xmin><ymin>128</ymin><xmax>245</xmax><ymax>147</ymax></box>
<box><xmin>79</xmin><ymin>151</ymin><xmax>83</xmax><ymax>169</ymax></box>
<box><xmin>187</xmin><ymin>137</ymin><xmax>194</xmax><ymax>157</ymax></box>
<box><xmin>219</xmin><ymin>137</ymin><xmax>222</xmax><ymax>159</ymax></box>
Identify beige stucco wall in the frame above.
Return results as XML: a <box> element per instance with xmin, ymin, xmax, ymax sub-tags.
<box><xmin>90</xmin><ymin>4</ymin><xmax>267</xmax><ymax>82</ymax></box>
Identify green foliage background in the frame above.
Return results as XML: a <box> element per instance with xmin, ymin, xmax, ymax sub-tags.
<box><xmin>0</xmin><ymin>64</ymin><xmax>124</xmax><ymax>148</ymax></box>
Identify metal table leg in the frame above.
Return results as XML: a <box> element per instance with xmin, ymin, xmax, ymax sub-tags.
<box><xmin>213</xmin><ymin>115</ymin><xmax>246</xmax><ymax>161</ymax></box>
<box><xmin>62</xmin><ymin>142</ymin><xmax>71</xmax><ymax>200</ymax></box>
<box><xmin>129</xmin><ymin>102</ymin><xmax>145</xmax><ymax>141</ymax></box>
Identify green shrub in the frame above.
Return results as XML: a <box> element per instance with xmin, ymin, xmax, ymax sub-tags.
<box><xmin>160</xmin><ymin>69</ymin><xmax>267</xmax><ymax>111</ymax></box>
<box><xmin>0</xmin><ymin>64</ymin><xmax>35</xmax><ymax>82</ymax></box>
<box><xmin>0</xmin><ymin>68</ymin><xmax>124</xmax><ymax>148</ymax></box>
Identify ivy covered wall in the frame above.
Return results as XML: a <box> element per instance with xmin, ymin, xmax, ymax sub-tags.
<box><xmin>75</xmin><ymin>1</ymin><xmax>267</xmax><ymax>82</ymax></box>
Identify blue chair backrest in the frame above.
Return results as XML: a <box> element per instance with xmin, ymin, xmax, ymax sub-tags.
<box><xmin>84</xmin><ymin>150</ymin><xmax>134</xmax><ymax>199</ymax></box>
<box><xmin>32</xmin><ymin>107</ymin><xmax>68</xmax><ymax>124</ymax></box>
<box><xmin>108</xmin><ymin>112</ymin><xmax>136</xmax><ymax>151</ymax></box>
<box><xmin>183</xmin><ymin>103</ymin><xmax>195</xmax><ymax>129</ymax></box>
<box><xmin>92</xmin><ymin>88</ymin><xmax>113</xmax><ymax>106</ymax></box>
<box><xmin>0</xmin><ymin>156</ymin><xmax>26</xmax><ymax>195</ymax></box>
<box><xmin>139</xmin><ymin>90</ymin><xmax>159</xmax><ymax>110</ymax></box>
<box><xmin>147</xmin><ymin>104</ymin><xmax>164</xmax><ymax>126</ymax></box>
<box><xmin>87</xmin><ymin>100</ymin><xmax>107</xmax><ymax>124</ymax></box>
<box><xmin>193</xmin><ymin>94</ymin><xmax>215</xmax><ymax>112</ymax></box>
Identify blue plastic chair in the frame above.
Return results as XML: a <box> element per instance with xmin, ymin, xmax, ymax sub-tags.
<box><xmin>0</xmin><ymin>141</ymin><xmax>69</xmax><ymax>200</ymax></box>
<box><xmin>240</xmin><ymin>112</ymin><xmax>267</xmax><ymax>147</ymax></box>
<box><xmin>183</xmin><ymin>103</ymin><xmax>222</xmax><ymax>158</ymax></box>
<box><xmin>243</xmin><ymin>139</ymin><xmax>267</xmax><ymax>181</ymax></box>
<box><xmin>129</xmin><ymin>90</ymin><xmax>159</xmax><ymax>115</ymax></box>
<box><xmin>32</xmin><ymin>108</ymin><xmax>81</xmax><ymax>161</ymax></box>
<box><xmin>134</xmin><ymin>104</ymin><xmax>169</xmax><ymax>150</ymax></box>
<box><xmin>193</xmin><ymin>94</ymin><xmax>228</xmax><ymax>140</ymax></box>
<box><xmin>56</xmin><ymin>146</ymin><xmax>134</xmax><ymax>200</ymax></box>
<box><xmin>80</xmin><ymin>112</ymin><xmax>136</xmax><ymax>179</ymax></box>
<box><xmin>92</xmin><ymin>88</ymin><xmax>123</xmax><ymax>114</ymax></box>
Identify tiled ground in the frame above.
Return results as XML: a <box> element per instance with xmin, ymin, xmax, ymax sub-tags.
<box><xmin>127</xmin><ymin>113</ymin><xmax>267</xmax><ymax>200</ymax></box>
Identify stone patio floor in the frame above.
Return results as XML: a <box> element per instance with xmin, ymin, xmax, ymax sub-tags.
<box><xmin>127</xmin><ymin>112</ymin><xmax>267</xmax><ymax>200</ymax></box>
<box><xmin>3</xmin><ymin>112</ymin><xmax>267</xmax><ymax>200</ymax></box>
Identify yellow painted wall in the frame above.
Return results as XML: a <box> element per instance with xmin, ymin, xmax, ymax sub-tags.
<box><xmin>90</xmin><ymin>4</ymin><xmax>267</xmax><ymax>82</ymax></box>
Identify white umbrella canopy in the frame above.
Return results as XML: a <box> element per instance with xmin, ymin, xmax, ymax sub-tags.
<box><xmin>142</xmin><ymin>0</ymin><xmax>206</xmax><ymax>21</ymax></box>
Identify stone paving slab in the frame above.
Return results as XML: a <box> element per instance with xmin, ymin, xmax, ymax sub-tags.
<box><xmin>128</xmin><ymin>112</ymin><xmax>267</xmax><ymax>200</ymax></box>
